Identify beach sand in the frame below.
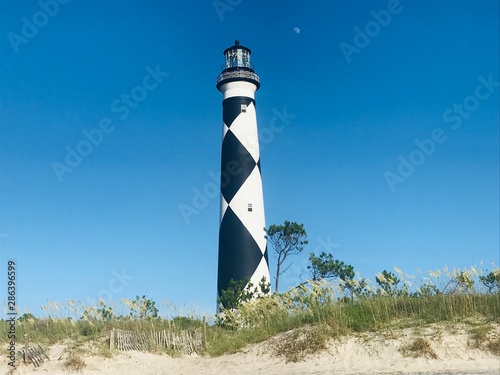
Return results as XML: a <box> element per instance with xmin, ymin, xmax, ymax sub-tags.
<box><xmin>2</xmin><ymin>324</ymin><xmax>499</xmax><ymax>375</ymax></box>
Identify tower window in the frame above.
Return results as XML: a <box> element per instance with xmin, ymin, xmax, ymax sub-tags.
<box><xmin>241</xmin><ymin>104</ymin><xmax>247</xmax><ymax>113</ymax></box>
<box><xmin>248</xmin><ymin>203</ymin><xmax>253</xmax><ymax>212</ymax></box>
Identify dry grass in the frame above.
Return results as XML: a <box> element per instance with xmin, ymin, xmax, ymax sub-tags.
<box><xmin>0</xmin><ymin>265</ymin><xmax>497</xmax><ymax>360</ymax></box>
<box><xmin>468</xmin><ymin>323</ymin><xmax>500</xmax><ymax>355</ymax></box>
<box><xmin>399</xmin><ymin>337</ymin><xmax>438</xmax><ymax>359</ymax></box>
<box><xmin>486</xmin><ymin>336</ymin><xmax>500</xmax><ymax>355</ymax></box>
<box><xmin>269</xmin><ymin>324</ymin><xmax>332</xmax><ymax>362</ymax></box>
<box><xmin>469</xmin><ymin>324</ymin><xmax>492</xmax><ymax>344</ymax></box>
<box><xmin>63</xmin><ymin>353</ymin><xmax>86</xmax><ymax>372</ymax></box>
<box><xmin>98</xmin><ymin>345</ymin><xmax>113</xmax><ymax>358</ymax></box>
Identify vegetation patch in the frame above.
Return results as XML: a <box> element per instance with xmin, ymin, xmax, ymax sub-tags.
<box><xmin>486</xmin><ymin>336</ymin><xmax>500</xmax><ymax>356</ymax></box>
<box><xmin>469</xmin><ymin>324</ymin><xmax>492</xmax><ymax>344</ymax></box>
<box><xmin>269</xmin><ymin>324</ymin><xmax>331</xmax><ymax>362</ymax></box>
<box><xmin>468</xmin><ymin>323</ymin><xmax>500</xmax><ymax>355</ymax></box>
<box><xmin>63</xmin><ymin>353</ymin><xmax>86</xmax><ymax>372</ymax></box>
<box><xmin>399</xmin><ymin>337</ymin><xmax>438</xmax><ymax>359</ymax></box>
<box><xmin>0</xmin><ymin>262</ymin><xmax>498</xmax><ymax>362</ymax></box>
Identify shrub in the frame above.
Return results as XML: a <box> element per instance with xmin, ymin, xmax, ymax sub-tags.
<box><xmin>399</xmin><ymin>338</ymin><xmax>437</xmax><ymax>359</ymax></box>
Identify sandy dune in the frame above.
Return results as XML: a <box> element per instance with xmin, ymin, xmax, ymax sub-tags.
<box><xmin>2</xmin><ymin>324</ymin><xmax>499</xmax><ymax>375</ymax></box>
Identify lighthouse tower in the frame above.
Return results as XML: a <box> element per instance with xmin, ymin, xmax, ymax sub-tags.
<box><xmin>216</xmin><ymin>40</ymin><xmax>270</xmax><ymax>306</ymax></box>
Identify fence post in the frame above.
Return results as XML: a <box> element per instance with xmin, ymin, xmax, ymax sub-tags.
<box><xmin>110</xmin><ymin>329</ymin><xmax>115</xmax><ymax>351</ymax></box>
<box><xmin>24</xmin><ymin>334</ymin><xmax>29</xmax><ymax>364</ymax></box>
<box><xmin>202</xmin><ymin>316</ymin><xmax>207</xmax><ymax>349</ymax></box>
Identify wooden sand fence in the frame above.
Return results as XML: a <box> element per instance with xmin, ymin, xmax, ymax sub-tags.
<box><xmin>20</xmin><ymin>334</ymin><xmax>50</xmax><ymax>368</ymax></box>
<box><xmin>110</xmin><ymin>318</ymin><xmax>207</xmax><ymax>355</ymax></box>
<box><xmin>20</xmin><ymin>345</ymin><xmax>50</xmax><ymax>367</ymax></box>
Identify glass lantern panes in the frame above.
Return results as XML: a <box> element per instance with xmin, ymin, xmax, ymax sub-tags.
<box><xmin>225</xmin><ymin>48</ymin><xmax>251</xmax><ymax>69</ymax></box>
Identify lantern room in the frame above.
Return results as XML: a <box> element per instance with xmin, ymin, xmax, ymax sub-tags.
<box><xmin>217</xmin><ymin>40</ymin><xmax>260</xmax><ymax>91</ymax></box>
<box><xmin>222</xmin><ymin>40</ymin><xmax>253</xmax><ymax>71</ymax></box>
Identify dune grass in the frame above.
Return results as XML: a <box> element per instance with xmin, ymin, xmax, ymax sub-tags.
<box><xmin>1</xmin><ymin>265</ymin><xmax>499</xmax><ymax>360</ymax></box>
<box><xmin>205</xmin><ymin>290</ymin><xmax>499</xmax><ymax>355</ymax></box>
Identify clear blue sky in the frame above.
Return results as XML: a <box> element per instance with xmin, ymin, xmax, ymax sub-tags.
<box><xmin>1</xmin><ymin>0</ymin><xmax>498</xmax><ymax>317</ymax></box>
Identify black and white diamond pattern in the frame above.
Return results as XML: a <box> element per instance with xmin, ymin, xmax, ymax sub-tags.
<box><xmin>217</xmin><ymin>96</ymin><xmax>270</xmax><ymax>304</ymax></box>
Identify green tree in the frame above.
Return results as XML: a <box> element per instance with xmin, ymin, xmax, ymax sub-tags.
<box><xmin>308</xmin><ymin>252</ymin><xmax>354</xmax><ymax>282</ymax></box>
<box><xmin>18</xmin><ymin>312</ymin><xmax>36</xmax><ymax>322</ymax></box>
<box><xmin>129</xmin><ymin>295</ymin><xmax>159</xmax><ymax>319</ymax></box>
<box><xmin>218</xmin><ymin>276</ymin><xmax>271</xmax><ymax>310</ymax></box>
<box><xmin>307</xmin><ymin>252</ymin><xmax>366</xmax><ymax>299</ymax></box>
<box><xmin>265</xmin><ymin>221</ymin><xmax>308</xmax><ymax>292</ymax></box>
<box><xmin>97</xmin><ymin>303</ymin><xmax>114</xmax><ymax>321</ymax></box>
<box><xmin>375</xmin><ymin>270</ymin><xmax>401</xmax><ymax>296</ymax></box>
<box><xmin>479</xmin><ymin>270</ymin><xmax>500</xmax><ymax>294</ymax></box>
<box><xmin>218</xmin><ymin>279</ymin><xmax>253</xmax><ymax>310</ymax></box>
<box><xmin>417</xmin><ymin>283</ymin><xmax>441</xmax><ymax>296</ymax></box>
<box><xmin>444</xmin><ymin>271</ymin><xmax>475</xmax><ymax>294</ymax></box>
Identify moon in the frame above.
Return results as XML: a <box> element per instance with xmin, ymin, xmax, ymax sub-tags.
<box><xmin>293</xmin><ymin>27</ymin><xmax>301</xmax><ymax>34</ymax></box>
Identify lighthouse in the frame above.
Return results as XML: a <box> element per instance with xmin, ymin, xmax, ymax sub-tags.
<box><xmin>216</xmin><ymin>40</ymin><xmax>270</xmax><ymax>307</ymax></box>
